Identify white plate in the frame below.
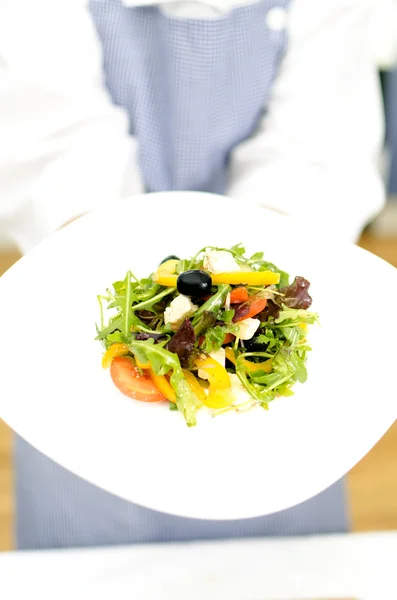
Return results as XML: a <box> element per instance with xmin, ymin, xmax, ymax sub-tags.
<box><xmin>0</xmin><ymin>192</ymin><xmax>396</xmax><ymax>520</ymax></box>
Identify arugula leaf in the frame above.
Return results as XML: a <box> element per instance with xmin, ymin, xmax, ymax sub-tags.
<box><xmin>255</xmin><ymin>330</ymin><xmax>283</xmax><ymax>352</ymax></box>
<box><xmin>289</xmin><ymin>351</ymin><xmax>308</xmax><ymax>383</ymax></box>
<box><xmin>275</xmin><ymin>307</ymin><xmax>319</xmax><ymax>325</ymax></box>
<box><xmin>230</xmin><ymin>243</ymin><xmax>246</xmax><ymax>257</ymax></box>
<box><xmin>220</xmin><ymin>309</ymin><xmax>235</xmax><ymax>324</ymax></box>
<box><xmin>283</xmin><ymin>326</ymin><xmax>300</xmax><ymax>347</ymax></box>
<box><xmin>123</xmin><ymin>271</ymin><xmax>132</xmax><ymax>337</ymax></box>
<box><xmin>96</xmin><ymin>310</ymin><xmax>155</xmax><ymax>342</ymax></box>
<box><xmin>130</xmin><ymin>286</ymin><xmax>176</xmax><ymax>314</ymax></box>
<box><xmin>249</xmin><ymin>251</ymin><xmax>264</xmax><ymax>262</ymax></box>
<box><xmin>192</xmin><ymin>285</ymin><xmax>231</xmax><ymax>331</ymax></box>
<box><xmin>107</xmin><ymin>331</ymin><xmax>126</xmax><ymax>344</ymax></box>
<box><xmin>192</xmin><ymin>311</ymin><xmax>217</xmax><ymax>337</ymax></box>
<box><xmin>95</xmin><ymin>314</ymin><xmax>125</xmax><ymax>340</ymax></box>
<box><xmin>203</xmin><ymin>323</ymin><xmax>239</xmax><ymax>353</ymax></box>
<box><xmin>128</xmin><ymin>340</ymin><xmax>200</xmax><ymax>426</ymax></box>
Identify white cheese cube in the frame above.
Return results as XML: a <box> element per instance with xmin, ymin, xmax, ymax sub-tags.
<box><xmin>198</xmin><ymin>347</ymin><xmax>226</xmax><ymax>380</ymax></box>
<box><xmin>229</xmin><ymin>373</ymin><xmax>253</xmax><ymax>406</ymax></box>
<box><xmin>164</xmin><ymin>294</ymin><xmax>198</xmax><ymax>327</ymax></box>
<box><xmin>203</xmin><ymin>250</ymin><xmax>240</xmax><ymax>274</ymax></box>
<box><xmin>237</xmin><ymin>317</ymin><xmax>260</xmax><ymax>340</ymax></box>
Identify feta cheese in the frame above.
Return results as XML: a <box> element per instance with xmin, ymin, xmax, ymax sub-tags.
<box><xmin>198</xmin><ymin>347</ymin><xmax>226</xmax><ymax>380</ymax></box>
<box><xmin>164</xmin><ymin>294</ymin><xmax>198</xmax><ymax>327</ymax></box>
<box><xmin>229</xmin><ymin>374</ymin><xmax>253</xmax><ymax>406</ymax></box>
<box><xmin>203</xmin><ymin>250</ymin><xmax>240</xmax><ymax>274</ymax></box>
<box><xmin>237</xmin><ymin>317</ymin><xmax>260</xmax><ymax>340</ymax></box>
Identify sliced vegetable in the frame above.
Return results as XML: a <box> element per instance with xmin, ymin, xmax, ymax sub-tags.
<box><xmin>194</xmin><ymin>354</ymin><xmax>230</xmax><ymax>389</ymax></box>
<box><xmin>157</xmin><ymin>258</ymin><xmax>179</xmax><ymax>275</ymax></box>
<box><xmin>192</xmin><ymin>285</ymin><xmax>231</xmax><ymax>335</ymax></box>
<box><xmin>182</xmin><ymin>369</ymin><xmax>207</xmax><ymax>403</ymax></box>
<box><xmin>202</xmin><ymin>387</ymin><xmax>235</xmax><ymax>409</ymax></box>
<box><xmin>102</xmin><ymin>343</ymin><xmax>130</xmax><ymax>368</ymax></box>
<box><xmin>225</xmin><ymin>347</ymin><xmax>272</xmax><ymax>374</ymax></box>
<box><xmin>225</xmin><ymin>347</ymin><xmax>236</xmax><ymax>365</ymax></box>
<box><xmin>135</xmin><ymin>356</ymin><xmax>151</xmax><ymax>370</ymax></box>
<box><xmin>233</xmin><ymin>296</ymin><xmax>267</xmax><ymax>322</ymax></box>
<box><xmin>230</xmin><ymin>287</ymin><xmax>249</xmax><ymax>304</ymax></box>
<box><xmin>110</xmin><ymin>356</ymin><xmax>165</xmax><ymax>402</ymax></box>
<box><xmin>128</xmin><ymin>340</ymin><xmax>200</xmax><ymax>426</ymax></box>
<box><xmin>149</xmin><ymin>371</ymin><xmax>177</xmax><ymax>403</ymax></box>
<box><xmin>244</xmin><ymin>358</ymin><xmax>272</xmax><ymax>374</ymax></box>
<box><xmin>155</xmin><ymin>270</ymin><xmax>279</xmax><ymax>287</ymax></box>
<box><xmin>222</xmin><ymin>333</ymin><xmax>235</xmax><ymax>345</ymax></box>
<box><xmin>153</xmin><ymin>273</ymin><xmax>178</xmax><ymax>287</ymax></box>
<box><xmin>212</xmin><ymin>271</ymin><xmax>280</xmax><ymax>286</ymax></box>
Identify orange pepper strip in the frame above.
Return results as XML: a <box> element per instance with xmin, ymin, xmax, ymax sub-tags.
<box><xmin>102</xmin><ymin>343</ymin><xmax>130</xmax><ymax>369</ymax></box>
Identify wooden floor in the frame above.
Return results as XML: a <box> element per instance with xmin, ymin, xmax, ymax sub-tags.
<box><xmin>0</xmin><ymin>238</ymin><xmax>396</xmax><ymax>551</ymax></box>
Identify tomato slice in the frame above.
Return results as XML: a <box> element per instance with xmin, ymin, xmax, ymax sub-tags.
<box><xmin>110</xmin><ymin>356</ymin><xmax>166</xmax><ymax>402</ymax></box>
<box><xmin>245</xmin><ymin>296</ymin><xmax>267</xmax><ymax>319</ymax></box>
<box><xmin>230</xmin><ymin>287</ymin><xmax>249</xmax><ymax>304</ymax></box>
<box><xmin>222</xmin><ymin>333</ymin><xmax>235</xmax><ymax>345</ymax></box>
<box><xmin>233</xmin><ymin>296</ymin><xmax>267</xmax><ymax>322</ymax></box>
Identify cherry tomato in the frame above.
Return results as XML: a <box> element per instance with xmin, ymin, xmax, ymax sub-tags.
<box><xmin>110</xmin><ymin>356</ymin><xmax>166</xmax><ymax>402</ymax></box>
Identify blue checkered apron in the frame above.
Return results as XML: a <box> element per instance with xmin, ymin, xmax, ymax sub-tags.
<box><xmin>15</xmin><ymin>0</ymin><xmax>348</xmax><ymax>549</ymax></box>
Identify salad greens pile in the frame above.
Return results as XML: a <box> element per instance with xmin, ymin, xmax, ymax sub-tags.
<box><xmin>96</xmin><ymin>244</ymin><xmax>318</xmax><ymax>426</ymax></box>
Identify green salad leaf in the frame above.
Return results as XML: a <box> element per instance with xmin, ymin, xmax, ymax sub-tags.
<box><xmin>128</xmin><ymin>340</ymin><xmax>201</xmax><ymax>427</ymax></box>
<box><xmin>203</xmin><ymin>323</ymin><xmax>239</xmax><ymax>354</ymax></box>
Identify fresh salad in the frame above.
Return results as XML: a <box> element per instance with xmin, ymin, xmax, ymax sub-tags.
<box><xmin>96</xmin><ymin>244</ymin><xmax>318</xmax><ymax>426</ymax></box>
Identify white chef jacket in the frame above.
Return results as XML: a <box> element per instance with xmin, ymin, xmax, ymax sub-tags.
<box><xmin>0</xmin><ymin>0</ymin><xmax>386</xmax><ymax>252</ymax></box>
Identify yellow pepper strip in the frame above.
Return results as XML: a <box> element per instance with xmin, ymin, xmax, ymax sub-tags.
<box><xmin>135</xmin><ymin>356</ymin><xmax>151</xmax><ymax>370</ymax></box>
<box><xmin>182</xmin><ymin>369</ymin><xmax>207</xmax><ymax>403</ymax></box>
<box><xmin>247</xmin><ymin>358</ymin><xmax>272</xmax><ymax>374</ymax></box>
<box><xmin>153</xmin><ymin>273</ymin><xmax>178</xmax><ymax>287</ymax></box>
<box><xmin>202</xmin><ymin>387</ymin><xmax>235</xmax><ymax>409</ymax></box>
<box><xmin>154</xmin><ymin>270</ymin><xmax>280</xmax><ymax>287</ymax></box>
<box><xmin>149</xmin><ymin>371</ymin><xmax>177</xmax><ymax>403</ymax></box>
<box><xmin>225</xmin><ymin>347</ymin><xmax>236</xmax><ymax>365</ymax></box>
<box><xmin>194</xmin><ymin>355</ymin><xmax>231</xmax><ymax>390</ymax></box>
<box><xmin>102</xmin><ymin>343</ymin><xmax>130</xmax><ymax>368</ymax></box>
<box><xmin>153</xmin><ymin>259</ymin><xmax>179</xmax><ymax>286</ymax></box>
<box><xmin>157</xmin><ymin>259</ymin><xmax>179</xmax><ymax>275</ymax></box>
<box><xmin>212</xmin><ymin>271</ymin><xmax>280</xmax><ymax>286</ymax></box>
<box><xmin>225</xmin><ymin>347</ymin><xmax>272</xmax><ymax>373</ymax></box>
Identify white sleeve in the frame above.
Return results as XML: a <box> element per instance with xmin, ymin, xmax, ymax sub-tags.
<box><xmin>228</xmin><ymin>0</ymin><xmax>386</xmax><ymax>243</ymax></box>
<box><xmin>0</xmin><ymin>0</ymin><xmax>143</xmax><ymax>253</ymax></box>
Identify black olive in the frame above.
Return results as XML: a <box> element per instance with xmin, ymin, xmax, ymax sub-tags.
<box><xmin>159</xmin><ymin>255</ymin><xmax>179</xmax><ymax>265</ymax></box>
<box><xmin>177</xmin><ymin>270</ymin><xmax>212</xmax><ymax>297</ymax></box>
<box><xmin>244</xmin><ymin>336</ymin><xmax>269</xmax><ymax>353</ymax></box>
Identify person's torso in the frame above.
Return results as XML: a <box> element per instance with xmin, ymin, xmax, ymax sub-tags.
<box><xmin>89</xmin><ymin>0</ymin><xmax>289</xmax><ymax>193</ymax></box>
